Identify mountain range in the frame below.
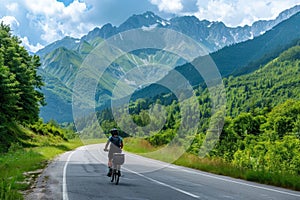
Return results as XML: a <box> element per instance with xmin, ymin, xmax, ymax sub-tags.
<box><xmin>132</xmin><ymin>11</ymin><xmax>300</xmax><ymax>102</ymax></box>
<box><xmin>37</xmin><ymin>5</ymin><xmax>300</xmax><ymax>122</ymax></box>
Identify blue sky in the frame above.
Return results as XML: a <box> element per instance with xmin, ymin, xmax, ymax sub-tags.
<box><xmin>1</xmin><ymin>0</ymin><xmax>299</xmax><ymax>52</ymax></box>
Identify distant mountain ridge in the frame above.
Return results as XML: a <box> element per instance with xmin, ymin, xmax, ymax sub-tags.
<box><xmin>82</xmin><ymin>5</ymin><xmax>300</xmax><ymax>52</ymax></box>
<box><xmin>37</xmin><ymin>6</ymin><xmax>300</xmax><ymax>122</ymax></box>
<box><xmin>37</xmin><ymin>4</ymin><xmax>300</xmax><ymax>57</ymax></box>
<box><xmin>132</xmin><ymin>11</ymin><xmax>300</xmax><ymax>101</ymax></box>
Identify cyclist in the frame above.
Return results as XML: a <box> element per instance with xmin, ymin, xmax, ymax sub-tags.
<box><xmin>104</xmin><ymin>128</ymin><xmax>123</xmax><ymax>177</ymax></box>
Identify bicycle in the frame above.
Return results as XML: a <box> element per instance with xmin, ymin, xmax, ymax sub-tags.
<box><xmin>104</xmin><ymin>149</ymin><xmax>125</xmax><ymax>185</ymax></box>
<box><xmin>110</xmin><ymin>153</ymin><xmax>125</xmax><ymax>185</ymax></box>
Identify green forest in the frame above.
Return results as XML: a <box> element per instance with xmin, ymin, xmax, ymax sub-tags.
<box><xmin>93</xmin><ymin>44</ymin><xmax>300</xmax><ymax>189</ymax></box>
<box><xmin>0</xmin><ymin>23</ymin><xmax>75</xmax><ymax>152</ymax></box>
<box><xmin>0</xmin><ymin>24</ymin><xmax>80</xmax><ymax>199</ymax></box>
<box><xmin>0</xmin><ymin>23</ymin><xmax>44</xmax><ymax>151</ymax></box>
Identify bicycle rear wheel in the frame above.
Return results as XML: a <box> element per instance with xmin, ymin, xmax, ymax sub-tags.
<box><xmin>115</xmin><ymin>170</ymin><xmax>120</xmax><ymax>185</ymax></box>
<box><xmin>110</xmin><ymin>169</ymin><xmax>115</xmax><ymax>182</ymax></box>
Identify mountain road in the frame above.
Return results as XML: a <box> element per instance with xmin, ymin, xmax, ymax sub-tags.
<box><xmin>25</xmin><ymin>144</ymin><xmax>300</xmax><ymax>200</ymax></box>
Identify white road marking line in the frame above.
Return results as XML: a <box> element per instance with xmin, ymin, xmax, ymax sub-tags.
<box><xmin>122</xmin><ymin>149</ymin><xmax>300</xmax><ymax>198</ymax></box>
<box><xmin>123</xmin><ymin>167</ymin><xmax>200</xmax><ymax>199</ymax></box>
<box><xmin>96</xmin><ymin>146</ymin><xmax>199</xmax><ymax>198</ymax></box>
<box><xmin>171</xmin><ymin>166</ymin><xmax>300</xmax><ymax>198</ymax></box>
<box><xmin>63</xmin><ymin>150</ymin><xmax>76</xmax><ymax>200</ymax></box>
<box><xmin>92</xmin><ymin>144</ymin><xmax>300</xmax><ymax>198</ymax></box>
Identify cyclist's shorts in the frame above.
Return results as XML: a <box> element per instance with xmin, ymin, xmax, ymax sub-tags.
<box><xmin>108</xmin><ymin>149</ymin><xmax>122</xmax><ymax>160</ymax></box>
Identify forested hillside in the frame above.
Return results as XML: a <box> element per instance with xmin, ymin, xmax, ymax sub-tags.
<box><xmin>0</xmin><ymin>23</ymin><xmax>71</xmax><ymax>152</ymax></box>
<box><xmin>91</xmin><ymin>44</ymin><xmax>300</xmax><ymax>189</ymax></box>
<box><xmin>0</xmin><ymin>24</ymin><xmax>80</xmax><ymax>199</ymax></box>
<box><xmin>0</xmin><ymin>23</ymin><xmax>42</xmax><ymax>151</ymax></box>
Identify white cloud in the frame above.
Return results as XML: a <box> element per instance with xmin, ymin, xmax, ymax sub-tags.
<box><xmin>198</xmin><ymin>0</ymin><xmax>300</xmax><ymax>26</ymax></box>
<box><xmin>23</xmin><ymin>0</ymin><xmax>95</xmax><ymax>43</ymax></box>
<box><xmin>0</xmin><ymin>0</ymin><xmax>98</xmax><ymax>52</ymax></box>
<box><xmin>195</xmin><ymin>0</ymin><xmax>235</xmax><ymax>23</ymax></box>
<box><xmin>24</xmin><ymin>0</ymin><xmax>65</xmax><ymax>16</ymax></box>
<box><xmin>0</xmin><ymin>16</ymin><xmax>20</xmax><ymax>28</ymax></box>
<box><xmin>267</xmin><ymin>1</ymin><xmax>300</xmax><ymax>19</ymax></box>
<box><xmin>150</xmin><ymin>0</ymin><xmax>183</xmax><ymax>13</ymax></box>
<box><xmin>150</xmin><ymin>0</ymin><xmax>300</xmax><ymax>27</ymax></box>
<box><xmin>20</xmin><ymin>36</ymin><xmax>44</xmax><ymax>53</ymax></box>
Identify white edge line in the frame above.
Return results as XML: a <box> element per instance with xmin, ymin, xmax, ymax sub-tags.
<box><xmin>172</xmin><ymin>166</ymin><xmax>300</xmax><ymax>198</ymax></box>
<box><xmin>125</xmin><ymin>151</ymin><xmax>300</xmax><ymax>197</ymax></box>
<box><xmin>96</xmin><ymin>147</ymin><xmax>199</xmax><ymax>198</ymax></box>
<box><xmin>63</xmin><ymin>150</ymin><xmax>76</xmax><ymax>200</ymax></box>
<box><xmin>94</xmin><ymin>144</ymin><xmax>300</xmax><ymax>198</ymax></box>
<box><xmin>123</xmin><ymin>166</ymin><xmax>200</xmax><ymax>199</ymax></box>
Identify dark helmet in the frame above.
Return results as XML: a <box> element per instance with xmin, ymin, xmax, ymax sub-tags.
<box><xmin>110</xmin><ymin>128</ymin><xmax>119</xmax><ymax>135</ymax></box>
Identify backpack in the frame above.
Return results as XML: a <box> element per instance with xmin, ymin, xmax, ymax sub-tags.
<box><xmin>109</xmin><ymin>136</ymin><xmax>122</xmax><ymax>148</ymax></box>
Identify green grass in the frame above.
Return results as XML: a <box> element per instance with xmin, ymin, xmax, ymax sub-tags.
<box><xmin>124</xmin><ymin>137</ymin><xmax>185</xmax><ymax>163</ymax></box>
<box><xmin>0</xmin><ymin>133</ymin><xmax>108</xmax><ymax>200</ymax></box>
<box><xmin>0</xmin><ymin>137</ymin><xmax>87</xmax><ymax>199</ymax></box>
<box><xmin>0</xmin><ymin>148</ymin><xmax>45</xmax><ymax>199</ymax></box>
<box><xmin>80</xmin><ymin>138</ymin><xmax>107</xmax><ymax>146</ymax></box>
<box><xmin>124</xmin><ymin>137</ymin><xmax>300</xmax><ymax>191</ymax></box>
<box><xmin>123</xmin><ymin>137</ymin><xmax>159</xmax><ymax>153</ymax></box>
<box><xmin>173</xmin><ymin>153</ymin><xmax>245</xmax><ymax>178</ymax></box>
<box><xmin>244</xmin><ymin>170</ymin><xmax>300</xmax><ymax>191</ymax></box>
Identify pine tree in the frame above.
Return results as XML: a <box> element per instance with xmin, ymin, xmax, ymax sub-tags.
<box><xmin>0</xmin><ymin>23</ymin><xmax>45</xmax><ymax>123</ymax></box>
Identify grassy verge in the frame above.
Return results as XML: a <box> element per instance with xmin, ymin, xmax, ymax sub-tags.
<box><xmin>123</xmin><ymin>137</ymin><xmax>159</xmax><ymax>153</ymax></box>
<box><xmin>0</xmin><ymin>138</ymin><xmax>83</xmax><ymax>200</ymax></box>
<box><xmin>0</xmin><ymin>135</ymin><xmax>105</xmax><ymax>200</ymax></box>
<box><xmin>174</xmin><ymin>153</ymin><xmax>300</xmax><ymax>190</ymax></box>
<box><xmin>124</xmin><ymin>137</ymin><xmax>300</xmax><ymax>191</ymax></box>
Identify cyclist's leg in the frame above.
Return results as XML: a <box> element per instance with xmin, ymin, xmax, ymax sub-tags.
<box><xmin>108</xmin><ymin>159</ymin><xmax>112</xmax><ymax>168</ymax></box>
<box><xmin>107</xmin><ymin>152</ymin><xmax>113</xmax><ymax>176</ymax></box>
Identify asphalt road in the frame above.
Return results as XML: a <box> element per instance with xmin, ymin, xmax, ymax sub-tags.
<box><xmin>26</xmin><ymin>144</ymin><xmax>300</xmax><ymax>200</ymax></box>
